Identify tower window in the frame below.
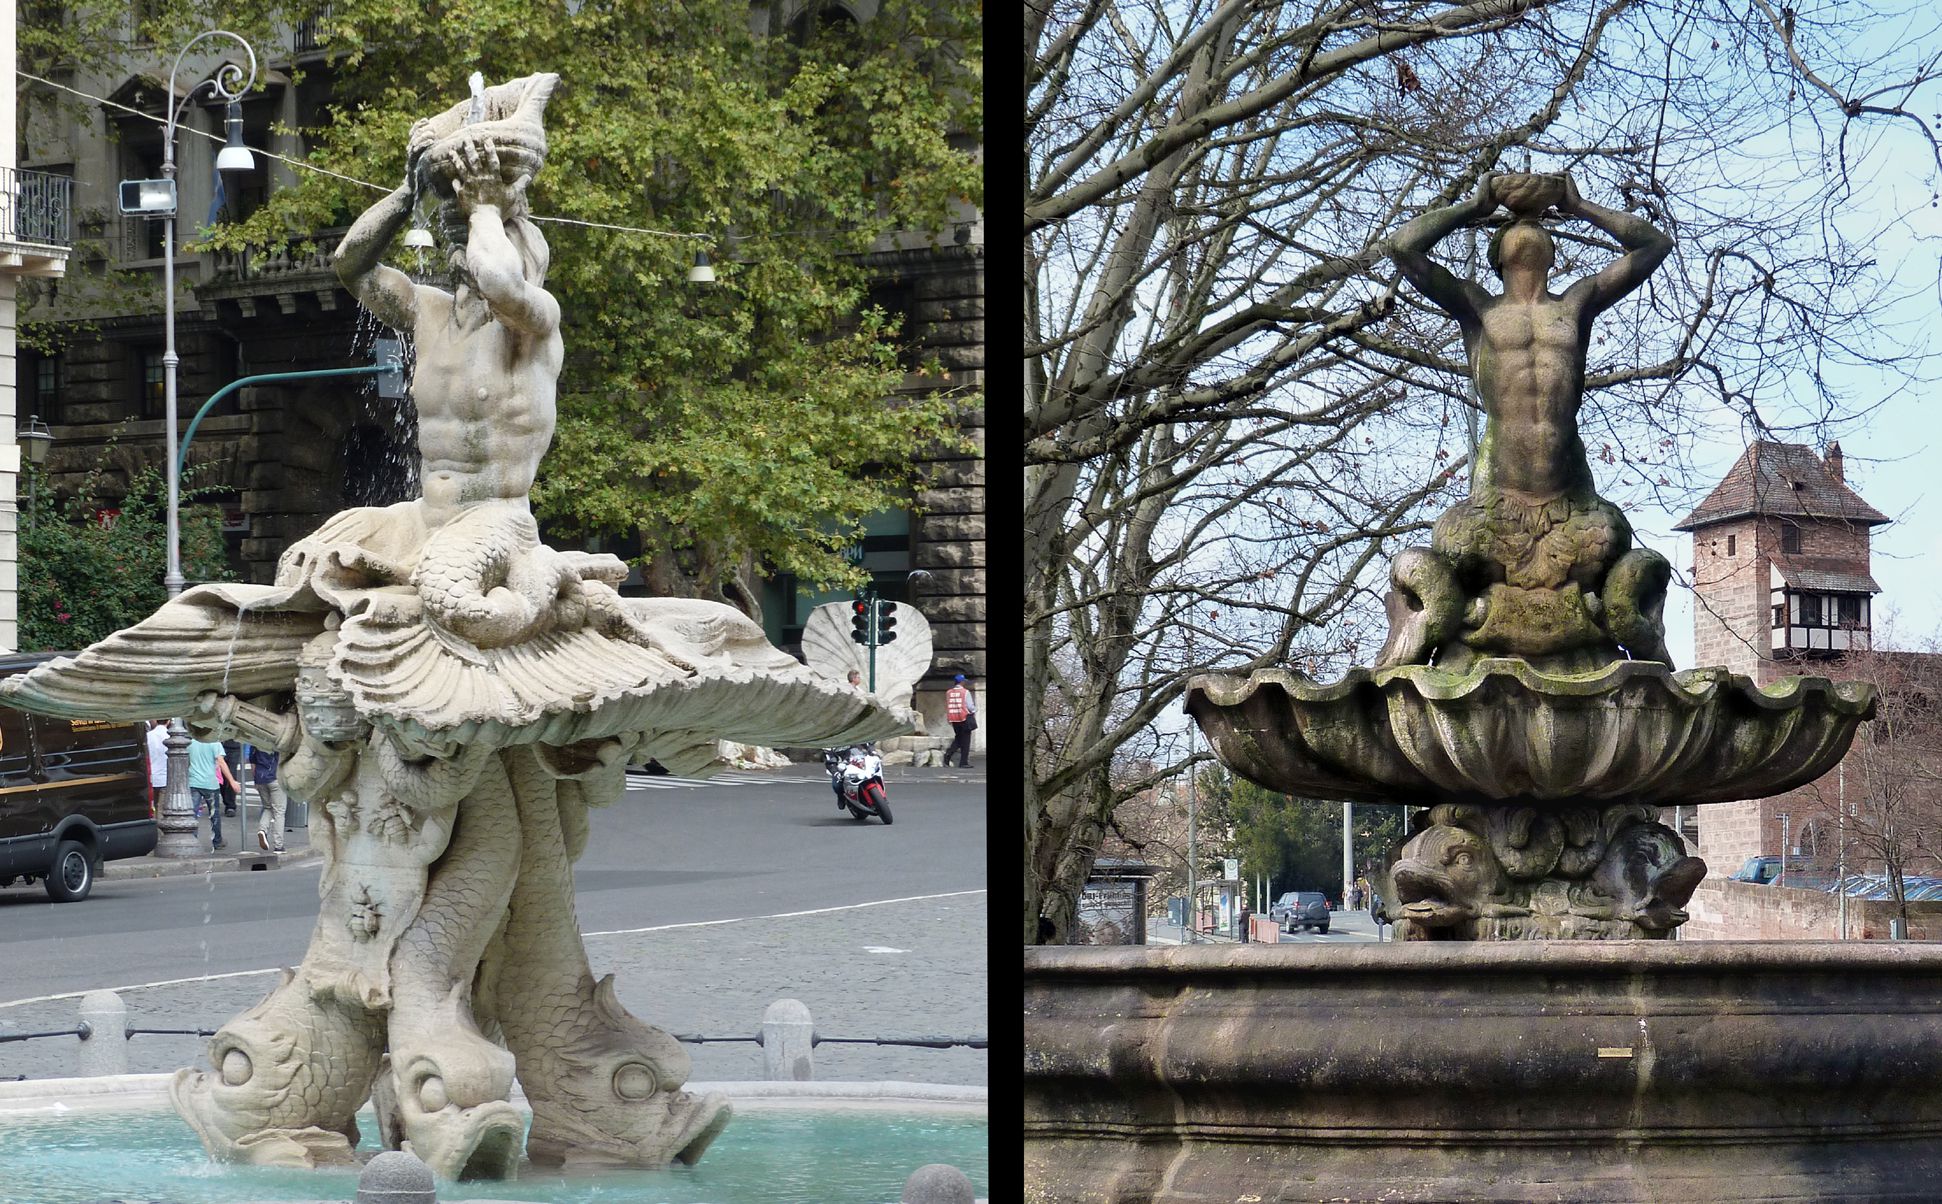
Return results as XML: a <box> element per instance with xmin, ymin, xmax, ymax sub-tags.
<box><xmin>1799</xmin><ymin>594</ymin><xmax>1823</xmax><ymax>626</ymax></box>
<box><xmin>1838</xmin><ymin>595</ymin><xmax>1863</xmax><ymax>626</ymax></box>
<box><xmin>1780</xmin><ymin>525</ymin><xmax>1802</xmax><ymax>554</ymax></box>
<box><xmin>1726</xmin><ymin>534</ymin><xmax>1736</xmax><ymax>556</ymax></box>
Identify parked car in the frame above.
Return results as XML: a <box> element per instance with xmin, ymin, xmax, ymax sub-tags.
<box><xmin>0</xmin><ymin>653</ymin><xmax>155</xmax><ymax>902</ymax></box>
<box><xmin>1271</xmin><ymin>890</ymin><xmax>1331</xmax><ymax>934</ymax></box>
<box><xmin>1733</xmin><ymin>856</ymin><xmax>1839</xmax><ymax>888</ymax></box>
<box><xmin>1731</xmin><ymin>856</ymin><xmax>1783</xmax><ymax>884</ymax></box>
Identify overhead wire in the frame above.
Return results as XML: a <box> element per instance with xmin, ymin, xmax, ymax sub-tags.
<box><xmin>19</xmin><ymin>68</ymin><xmax>708</xmax><ymax>242</ymax></box>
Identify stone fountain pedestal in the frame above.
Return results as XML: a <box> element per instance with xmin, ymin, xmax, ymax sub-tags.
<box><xmin>1025</xmin><ymin>942</ymin><xmax>1942</xmax><ymax>1202</ymax></box>
<box><xmin>1023</xmin><ymin>172</ymin><xmax>1913</xmax><ymax>1202</ymax></box>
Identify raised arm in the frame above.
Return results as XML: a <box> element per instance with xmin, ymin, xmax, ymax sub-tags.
<box><xmin>448</xmin><ymin>139</ymin><xmax>559</xmax><ymax>337</ymax></box>
<box><xmin>1390</xmin><ymin>175</ymin><xmax>1498</xmax><ymax>328</ymax></box>
<box><xmin>332</xmin><ymin>182</ymin><xmax>421</xmax><ymax>332</ymax></box>
<box><xmin>1559</xmin><ymin>176</ymin><xmax>1673</xmax><ymax>318</ymax></box>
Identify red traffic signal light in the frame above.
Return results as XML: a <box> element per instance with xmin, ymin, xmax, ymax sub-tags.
<box><xmin>851</xmin><ymin>597</ymin><xmax>872</xmax><ymax>645</ymax></box>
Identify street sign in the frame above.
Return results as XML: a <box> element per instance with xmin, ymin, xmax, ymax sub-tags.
<box><xmin>1224</xmin><ymin>858</ymin><xmax>1239</xmax><ymax>882</ymax></box>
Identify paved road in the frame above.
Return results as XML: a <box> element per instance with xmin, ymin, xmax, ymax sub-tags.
<box><xmin>0</xmin><ymin>764</ymin><xmax>987</xmax><ymax>1084</ymax></box>
<box><xmin>1148</xmin><ymin>908</ymin><xmax>1388</xmax><ymax>944</ymax></box>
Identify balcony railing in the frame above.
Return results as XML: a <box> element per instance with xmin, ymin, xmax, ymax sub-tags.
<box><xmin>294</xmin><ymin>4</ymin><xmax>334</xmax><ymax>52</ymax></box>
<box><xmin>2</xmin><ymin>166</ymin><xmax>73</xmax><ymax>249</ymax></box>
<box><xmin>207</xmin><ymin>227</ymin><xmax>348</xmax><ymax>284</ymax></box>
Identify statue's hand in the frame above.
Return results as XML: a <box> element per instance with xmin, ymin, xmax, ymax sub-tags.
<box><xmin>449</xmin><ymin>137</ymin><xmax>532</xmax><ymax>215</ymax></box>
<box><xmin>407</xmin><ymin>119</ymin><xmax>439</xmax><ymax>189</ymax></box>
<box><xmin>1466</xmin><ymin>172</ymin><xmax>1499</xmax><ymax>219</ymax></box>
<box><xmin>1559</xmin><ymin>173</ymin><xmax>1585</xmax><ymax>214</ymax></box>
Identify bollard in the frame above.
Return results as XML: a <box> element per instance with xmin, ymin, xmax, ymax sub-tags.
<box><xmin>75</xmin><ymin>990</ymin><xmax>126</xmax><ymax>1078</ymax></box>
<box><xmin>902</xmin><ymin>1162</ymin><xmax>976</xmax><ymax>1203</ymax></box>
<box><xmin>762</xmin><ymin>998</ymin><xmax>815</xmax><ymax>1081</ymax></box>
<box><xmin>355</xmin><ymin>1149</ymin><xmax>438</xmax><ymax>1204</ymax></box>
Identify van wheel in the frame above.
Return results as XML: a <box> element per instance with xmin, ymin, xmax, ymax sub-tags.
<box><xmin>45</xmin><ymin>840</ymin><xmax>93</xmax><ymax>903</ymax></box>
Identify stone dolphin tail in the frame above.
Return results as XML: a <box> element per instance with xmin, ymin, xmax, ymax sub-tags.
<box><xmin>484</xmin><ymin>748</ymin><xmax>732</xmax><ymax>1169</ymax></box>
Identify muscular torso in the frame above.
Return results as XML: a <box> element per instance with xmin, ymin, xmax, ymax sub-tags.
<box><xmin>1468</xmin><ymin>291</ymin><xmax>1591</xmax><ymax>497</ymax></box>
<box><xmin>411</xmin><ymin>286</ymin><xmax>563</xmax><ymax>524</ymax></box>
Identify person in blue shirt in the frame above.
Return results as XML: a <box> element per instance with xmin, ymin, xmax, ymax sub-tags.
<box><xmin>189</xmin><ymin>735</ymin><xmax>240</xmax><ymax>851</ymax></box>
<box><xmin>241</xmin><ymin>744</ymin><xmax>290</xmax><ymax>854</ymax></box>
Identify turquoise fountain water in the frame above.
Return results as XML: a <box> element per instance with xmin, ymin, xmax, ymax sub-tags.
<box><xmin>0</xmin><ymin>1106</ymin><xmax>987</xmax><ymax>1203</ymax></box>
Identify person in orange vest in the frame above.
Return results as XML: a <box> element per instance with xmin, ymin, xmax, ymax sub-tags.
<box><xmin>944</xmin><ymin>674</ymin><xmax>977</xmax><ymax>768</ymax></box>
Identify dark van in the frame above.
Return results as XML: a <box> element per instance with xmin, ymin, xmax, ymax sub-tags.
<box><xmin>0</xmin><ymin>653</ymin><xmax>155</xmax><ymax>901</ymax></box>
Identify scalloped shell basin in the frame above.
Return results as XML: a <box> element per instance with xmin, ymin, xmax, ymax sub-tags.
<box><xmin>1185</xmin><ymin>658</ymin><xmax>1876</xmax><ymax>808</ymax></box>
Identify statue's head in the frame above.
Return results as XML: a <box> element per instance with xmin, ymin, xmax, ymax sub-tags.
<box><xmin>437</xmin><ymin>204</ymin><xmax>550</xmax><ymax>288</ymax></box>
<box><xmin>1487</xmin><ymin>219</ymin><xmax>1555</xmax><ymax>279</ymax></box>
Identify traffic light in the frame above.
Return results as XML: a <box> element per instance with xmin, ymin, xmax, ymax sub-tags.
<box><xmin>876</xmin><ymin>601</ymin><xmax>898</xmax><ymax>646</ymax></box>
<box><xmin>851</xmin><ymin>598</ymin><xmax>872</xmax><ymax>645</ymax></box>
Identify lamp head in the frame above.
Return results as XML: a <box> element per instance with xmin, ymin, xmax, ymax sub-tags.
<box><xmin>686</xmin><ymin>248</ymin><xmax>716</xmax><ymax>284</ymax></box>
<box><xmin>19</xmin><ymin>416</ymin><xmax>53</xmax><ymax>467</ymax></box>
<box><xmin>215</xmin><ymin>101</ymin><xmax>254</xmax><ymax>175</ymax></box>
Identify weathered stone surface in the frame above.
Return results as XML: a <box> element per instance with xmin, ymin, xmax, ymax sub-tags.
<box><xmin>904</xmin><ymin>1163</ymin><xmax>977</xmax><ymax>1203</ymax></box>
<box><xmin>1383</xmin><ymin>801</ymin><xmax>1704</xmax><ymax>939</ymax></box>
<box><xmin>917</xmin><ymin>486</ymin><xmax>984</xmax><ymax>515</ymax></box>
<box><xmin>1025</xmin><ymin>943</ymin><xmax>1942</xmax><ymax>1201</ymax></box>
<box><xmin>1187</xmin><ymin>658</ymin><xmax>1875</xmax><ymax>809</ymax></box>
<box><xmin>914</xmin><ymin>541</ymin><xmax>984</xmax><ymax>569</ymax></box>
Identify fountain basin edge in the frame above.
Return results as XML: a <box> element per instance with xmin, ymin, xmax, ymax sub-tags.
<box><xmin>1026</xmin><ymin>942</ymin><xmax>1942</xmax><ymax>1202</ymax></box>
<box><xmin>0</xmin><ymin>1074</ymin><xmax>986</xmax><ymax>1117</ymax></box>
<box><xmin>1186</xmin><ymin>658</ymin><xmax>1876</xmax><ymax>808</ymax></box>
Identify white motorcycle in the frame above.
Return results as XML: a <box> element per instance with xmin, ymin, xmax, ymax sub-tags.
<box><xmin>822</xmin><ymin>743</ymin><xmax>893</xmax><ymax>824</ymax></box>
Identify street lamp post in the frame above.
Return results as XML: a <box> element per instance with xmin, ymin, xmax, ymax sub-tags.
<box><xmin>120</xmin><ymin>31</ymin><xmax>257</xmax><ymax>858</ymax></box>
<box><xmin>18</xmin><ymin>416</ymin><xmax>51</xmax><ymax>534</ymax></box>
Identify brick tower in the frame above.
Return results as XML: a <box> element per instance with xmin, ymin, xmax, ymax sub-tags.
<box><xmin>1673</xmin><ymin>441</ymin><xmax>1889</xmax><ymax>873</ymax></box>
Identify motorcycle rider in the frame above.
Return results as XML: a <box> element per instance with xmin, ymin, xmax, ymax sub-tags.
<box><xmin>828</xmin><ymin>745</ymin><xmax>852</xmax><ymax>810</ymax></box>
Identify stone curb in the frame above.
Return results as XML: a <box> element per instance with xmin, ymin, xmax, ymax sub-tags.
<box><xmin>101</xmin><ymin>845</ymin><xmax>323</xmax><ymax>880</ymax></box>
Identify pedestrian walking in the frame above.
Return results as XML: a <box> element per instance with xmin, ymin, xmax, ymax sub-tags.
<box><xmin>218</xmin><ymin>739</ymin><xmax>243</xmax><ymax>817</ymax></box>
<box><xmin>145</xmin><ymin>719</ymin><xmax>168</xmax><ymax>816</ymax></box>
<box><xmin>243</xmin><ymin>744</ymin><xmax>290</xmax><ymax>854</ymax></box>
<box><xmin>190</xmin><ymin>734</ymin><xmax>240</xmax><ymax>851</ymax></box>
<box><xmin>944</xmin><ymin>674</ymin><xmax>977</xmax><ymax>768</ymax></box>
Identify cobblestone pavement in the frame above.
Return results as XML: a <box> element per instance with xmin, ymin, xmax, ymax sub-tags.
<box><xmin>0</xmin><ymin>891</ymin><xmax>987</xmax><ymax>1086</ymax></box>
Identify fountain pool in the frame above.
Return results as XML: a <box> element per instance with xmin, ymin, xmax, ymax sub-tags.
<box><xmin>0</xmin><ymin>1084</ymin><xmax>987</xmax><ymax>1203</ymax></box>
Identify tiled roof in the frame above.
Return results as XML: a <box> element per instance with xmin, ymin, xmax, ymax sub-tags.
<box><xmin>1772</xmin><ymin>558</ymin><xmax>1881</xmax><ymax>595</ymax></box>
<box><xmin>1673</xmin><ymin>441</ymin><xmax>1890</xmax><ymax>530</ymax></box>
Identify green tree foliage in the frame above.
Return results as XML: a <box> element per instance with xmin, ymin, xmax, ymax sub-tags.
<box><xmin>203</xmin><ymin>0</ymin><xmax>982</xmax><ymax>606</ymax></box>
<box><xmin>19</xmin><ymin>466</ymin><xmax>228</xmax><ymax>652</ymax></box>
<box><xmin>1217</xmin><ymin>771</ymin><xmax>1406</xmax><ymax>904</ymax></box>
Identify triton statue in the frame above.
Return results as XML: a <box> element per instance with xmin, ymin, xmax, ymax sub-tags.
<box><xmin>1381</xmin><ymin>171</ymin><xmax>1677</xmax><ymax>672</ymax></box>
<box><xmin>0</xmin><ymin>73</ymin><xmax>905</xmax><ymax>1174</ymax></box>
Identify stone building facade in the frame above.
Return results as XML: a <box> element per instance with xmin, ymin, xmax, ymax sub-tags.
<box><xmin>2</xmin><ymin>0</ymin><xmax>72</xmax><ymax>652</ymax></box>
<box><xmin>1674</xmin><ymin>440</ymin><xmax>1887</xmax><ymax>882</ymax></box>
<box><xmin>15</xmin><ymin>28</ymin><xmax>984</xmax><ymax>737</ymax></box>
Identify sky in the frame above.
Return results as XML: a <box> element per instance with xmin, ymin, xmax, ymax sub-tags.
<box><xmin>1632</xmin><ymin>150</ymin><xmax>1942</xmax><ymax>666</ymax></box>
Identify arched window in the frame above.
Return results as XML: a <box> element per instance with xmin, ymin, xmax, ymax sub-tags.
<box><xmin>1796</xmin><ymin>820</ymin><xmax>1821</xmax><ymax>859</ymax></box>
